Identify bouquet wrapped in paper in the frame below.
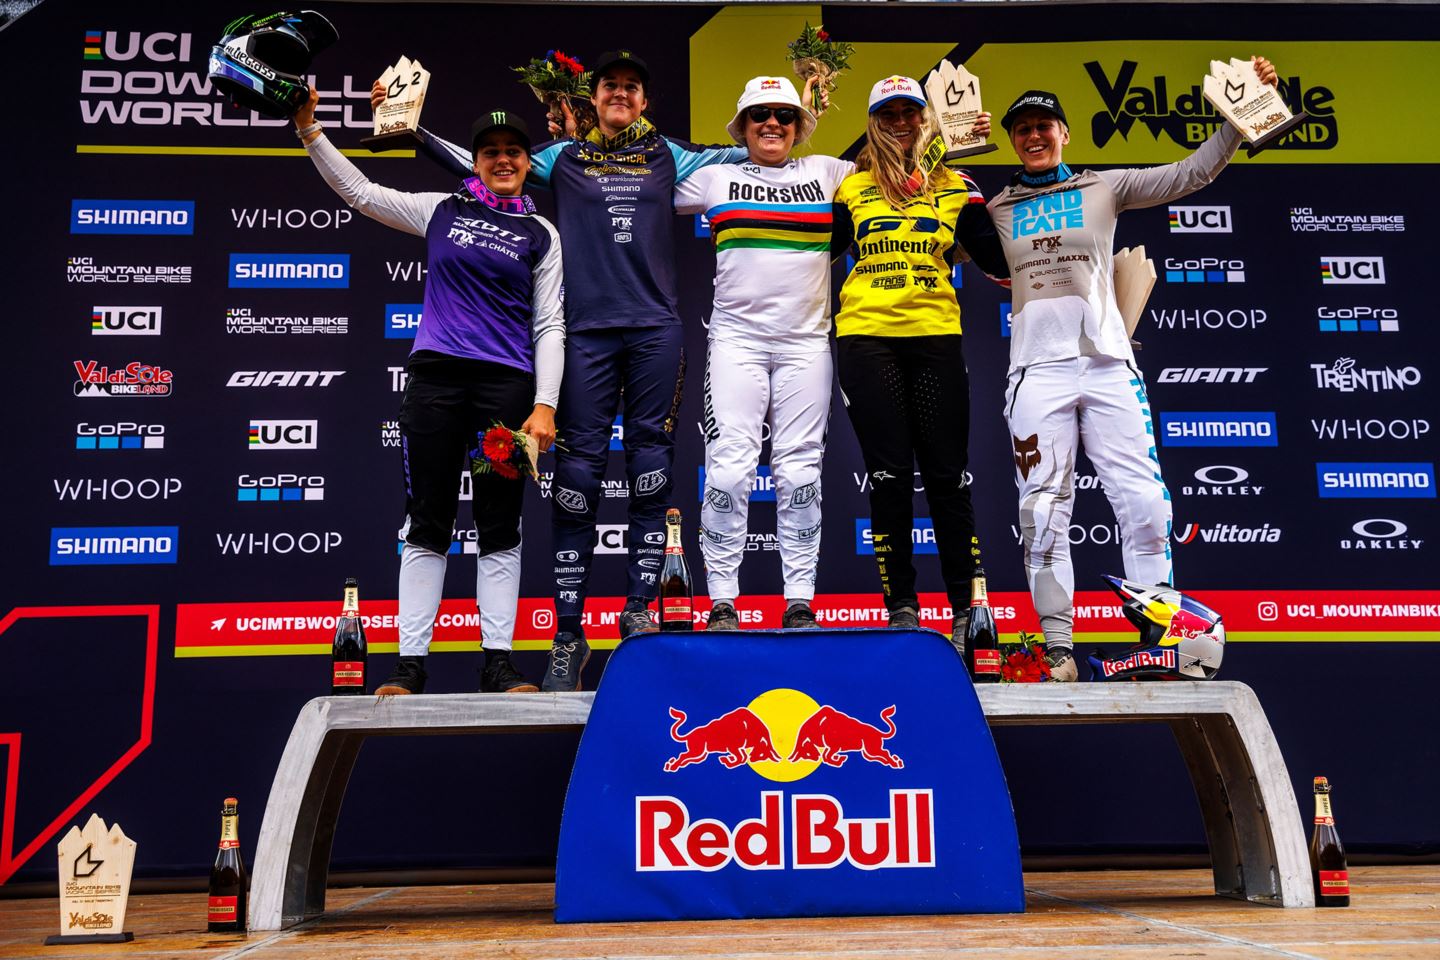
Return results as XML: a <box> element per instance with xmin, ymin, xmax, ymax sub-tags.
<box><xmin>471</xmin><ymin>423</ymin><xmax>541</xmax><ymax>483</ymax></box>
<box><xmin>513</xmin><ymin>49</ymin><xmax>595</xmax><ymax>137</ymax></box>
<box><xmin>785</xmin><ymin>22</ymin><xmax>854</xmax><ymax>113</ymax></box>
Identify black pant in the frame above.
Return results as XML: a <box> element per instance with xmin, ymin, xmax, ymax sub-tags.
<box><xmin>399</xmin><ymin>355</ymin><xmax>534</xmax><ymax>557</ymax></box>
<box><xmin>836</xmin><ymin>334</ymin><xmax>981</xmax><ymax>611</ymax></box>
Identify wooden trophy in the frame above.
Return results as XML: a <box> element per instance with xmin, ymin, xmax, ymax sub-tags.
<box><xmin>1115</xmin><ymin>245</ymin><xmax>1157</xmax><ymax>346</ymax></box>
<box><xmin>923</xmin><ymin>59</ymin><xmax>998</xmax><ymax>161</ymax></box>
<box><xmin>1202</xmin><ymin>57</ymin><xmax>1309</xmax><ymax>156</ymax></box>
<box><xmin>44</xmin><ymin>814</ymin><xmax>137</xmax><ymax>944</ymax></box>
<box><xmin>363</xmin><ymin>55</ymin><xmax>430</xmax><ymax>151</ymax></box>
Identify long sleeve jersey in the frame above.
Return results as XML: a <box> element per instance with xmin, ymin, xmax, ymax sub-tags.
<box><xmin>305</xmin><ymin>132</ymin><xmax>565</xmax><ymax>406</ymax></box>
<box><xmin>833</xmin><ymin>166</ymin><xmax>1007</xmax><ymax>338</ymax></box>
<box><xmin>674</xmin><ymin>154</ymin><xmax>855</xmax><ymax>352</ymax></box>
<box><xmin>420</xmin><ymin>118</ymin><xmax>746</xmax><ymax>332</ymax></box>
<box><xmin>987</xmin><ymin>125</ymin><xmax>1242</xmax><ymax>372</ymax></box>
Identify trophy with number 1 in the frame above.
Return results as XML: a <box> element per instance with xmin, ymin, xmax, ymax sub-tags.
<box><xmin>1202</xmin><ymin>57</ymin><xmax>1309</xmax><ymax>156</ymax></box>
<box><xmin>924</xmin><ymin>59</ymin><xmax>998</xmax><ymax>160</ymax></box>
<box><xmin>363</xmin><ymin>55</ymin><xmax>429</xmax><ymax>151</ymax></box>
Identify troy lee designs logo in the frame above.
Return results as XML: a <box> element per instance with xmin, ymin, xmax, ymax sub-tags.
<box><xmin>639</xmin><ymin>691</ymin><xmax>930</xmax><ymax>872</ymax></box>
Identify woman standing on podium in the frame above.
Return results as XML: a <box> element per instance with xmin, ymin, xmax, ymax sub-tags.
<box><xmin>292</xmin><ymin>86</ymin><xmax>564</xmax><ymax>696</ymax></box>
<box><xmin>987</xmin><ymin>57</ymin><xmax>1279</xmax><ymax>680</ymax></box>
<box><xmin>832</xmin><ymin>76</ymin><xmax>1008</xmax><ymax>643</ymax></box>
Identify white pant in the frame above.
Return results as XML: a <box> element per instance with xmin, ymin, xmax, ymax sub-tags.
<box><xmin>397</xmin><ymin>527</ymin><xmax>521</xmax><ymax>656</ymax></box>
<box><xmin>699</xmin><ymin>338</ymin><xmax>831</xmax><ymax>601</ymax></box>
<box><xmin>1004</xmin><ymin>356</ymin><xmax>1173</xmax><ymax>647</ymax></box>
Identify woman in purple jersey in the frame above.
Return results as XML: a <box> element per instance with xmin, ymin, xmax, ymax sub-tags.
<box><xmin>293</xmin><ymin>86</ymin><xmax>565</xmax><ymax>695</ymax></box>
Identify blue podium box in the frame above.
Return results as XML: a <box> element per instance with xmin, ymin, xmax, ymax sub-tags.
<box><xmin>555</xmin><ymin>628</ymin><xmax>1024</xmax><ymax>922</ymax></box>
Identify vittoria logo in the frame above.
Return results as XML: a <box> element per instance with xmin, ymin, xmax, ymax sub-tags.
<box><xmin>1168</xmin><ymin>205</ymin><xmax>1231</xmax><ymax>233</ymax></box>
<box><xmin>1320</xmin><ymin>256</ymin><xmax>1385</xmax><ymax>285</ymax></box>
<box><xmin>92</xmin><ymin>306</ymin><xmax>161</xmax><ymax>335</ymax></box>
<box><xmin>1163</xmin><ymin>258</ymin><xmax>1245</xmax><ymax>283</ymax></box>
<box><xmin>71</xmin><ymin>200</ymin><xmax>194</xmax><ymax>235</ymax></box>
<box><xmin>1173</xmin><ymin>522</ymin><xmax>1281</xmax><ymax>544</ymax></box>
<box><xmin>73</xmin><ymin>360</ymin><xmax>173</xmax><ymax>398</ymax></box>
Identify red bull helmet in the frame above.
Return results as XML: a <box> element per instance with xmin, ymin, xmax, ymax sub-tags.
<box><xmin>1086</xmin><ymin>576</ymin><xmax>1226</xmax><ymax>680</ymax></box>
<box><xmin>207</xmin><ymin>10</ymin><xmax>338</xmax><ymax>119</ymax></box>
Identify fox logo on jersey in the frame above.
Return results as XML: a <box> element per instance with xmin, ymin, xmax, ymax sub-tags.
<box><xmin>1013</xmin><ymin>434</ymin><xmax>1041</xmax><ymax>478</ymax></box>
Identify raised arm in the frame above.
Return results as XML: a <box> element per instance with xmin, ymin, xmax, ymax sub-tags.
<box><xmin>296</xmin><ymin>87</ymin><xmax>445</xmax><ymax>237</ymax></box>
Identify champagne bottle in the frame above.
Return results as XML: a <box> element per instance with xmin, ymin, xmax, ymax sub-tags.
<box><xmin>1310</xmin><ymin>776</ymin><xmax>1350</xmax><ymax>907</ymax></box>
<box><xmin>658</xmin><ymin>508</ymin><xmax>693</xmax><ymax>632</ymax></box>
<box><xmin>331</xmin><ymin>577</ymin><xmax>367</xmax><ymax>695</ymax></box>
<box><xmin>964</xmin><ymin>569</ymin><xmax>1001</xmax><ymax>682</ymax></box>
<box><xmin>207</xmin><ymin>798</ymin><xmax>248</xmax><ymax>933</ymax></box>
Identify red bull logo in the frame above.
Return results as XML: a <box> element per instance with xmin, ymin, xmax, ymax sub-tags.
<box><xmin>760</xmin><ymin>79</ymin><xmax>782</xmax><ymax>90</ymax></box>
<box><xmin>1100</xmin><ymin>647</ymin><xmax>1177</xmax><ymax>677</ymax></box>
<box><xmin>1163</xmin><ymin>608</ymin><xmax>1214</xmax><ymax>644</ymax></box>
<box><xmin>643</xmin><ymin>689</ymin><xmax>931</xmax><ymax>872</ymax></box>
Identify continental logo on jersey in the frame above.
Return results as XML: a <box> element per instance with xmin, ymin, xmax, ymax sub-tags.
<box><xmin>1085</xmin><ymin>59</ymin><xmax>1336</xmax><ymax>152</ymax></box>
<box><xmin>1012</xmin><ymin>191</ymin><xmax>1083</xmax><ymax>238</ymax></box>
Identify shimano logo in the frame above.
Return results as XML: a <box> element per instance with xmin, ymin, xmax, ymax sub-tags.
<box><xmin>229</xmin><ymin>254</ymin><xmax>349</xmax><ymax>288</ymax></box>
<box><xmin>1160</xmin><ymin>412</ymin><xmax>1277</xmax><ymax>447</ymax></box>
<box><xmin>71</xmin><ymin>200</ymin><xmax>194</xmax><ymax>235</ymax></box>
<box><xmin>1317</xmin><ymin>462</ymin><xmax>1436</xmax><ymax>499</ymax></box>
<box><xmin>50</xmin><ymin>525</ymin><xmax>179</xmax><ymax>565</ymax></box>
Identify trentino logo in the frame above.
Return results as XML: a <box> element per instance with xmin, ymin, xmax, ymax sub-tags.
<box><xmin>856</xmin><ymin>519</ymin><xmax>937</xmax><ymax>555</ymax></box>
<box><xmin>228</xmin><ymin>253</ymin><xmax>349</xmax><ymax>288</ymax></box>
<box><xmin>386</xmin><ymin>303</ymin><xmax>422</xmax><ymax>339</ymax></box>
<box><xmin>1320</xmin><ymin>256</ymin><xmax>1385</xmax><ymax>285</ymax></box>
<box><xmin>248</xmin><ymin>419</ymin><xmax>317</xmax><ymax>450</ymax></box>
<box><xmin>1167</xmin><ymin>205</ymin><xmax>1231</xmax><ymax>233</ymax></box>
<box><xmin>50</xmin><ymin>525</ymin><xmax>179</xmax><ymax>565</ymax></box>
<box><xmin>1164</xmin><ymin>258</ymin><xmax>1245</xmax><ymax>283</ymax></box>
<box><xmin>71</xmin><ymin>200</ymin><xmax>194</xmax><ymax>235</ymax></box>
<box><xmin>1160</xmin><ymin>412</ymin><xmax>1277</xmax><ymax>447</ymax></box>
<box><xmin>92</xmin><ymin>306</ymin><xmax>161</xmax><ymax>335</ymax></box>
<box><xmin>1316</xmin><ymin>462</ymin><xmax>1435</xmax><ymax>499</ymax></box>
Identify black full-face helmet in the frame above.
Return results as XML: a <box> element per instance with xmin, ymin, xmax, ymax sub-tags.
<box><xmin>207</xmin><ymin>11</ymin><xmax>338</xmax><ymax>119</ymax></box>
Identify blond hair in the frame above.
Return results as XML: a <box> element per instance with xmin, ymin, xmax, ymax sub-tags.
<box><xmin>856</xmin><ymin>103</ymin><xmax>946</xmax><ymax>211</ymax></box>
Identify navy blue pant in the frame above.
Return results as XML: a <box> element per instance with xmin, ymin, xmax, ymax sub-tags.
<box><xmin>552</xmin><ymin>326</ymin><xmax>685</xmax><ymax>629</ymax></box>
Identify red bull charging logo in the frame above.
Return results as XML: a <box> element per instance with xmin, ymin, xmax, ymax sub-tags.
<box><xmin>638</xmin><ymin>688</ymin><xmax>933</xmax><ymax>872</ymax></box>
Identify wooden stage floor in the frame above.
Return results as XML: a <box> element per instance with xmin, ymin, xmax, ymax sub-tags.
<box><xmin>2</xmin><ymin>866</ymin><xmax>1436</xmax><ymax>959</ymax></box>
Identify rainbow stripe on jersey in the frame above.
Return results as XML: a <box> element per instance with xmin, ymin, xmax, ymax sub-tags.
<box><xmin>706</xmin><ymin>201</ymin><xmax>833</xmax><ymax>253</ymax></box>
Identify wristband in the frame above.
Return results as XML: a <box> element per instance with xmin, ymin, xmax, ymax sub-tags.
<box><xmin>295</xmin><ymin>122</ymin><xmax>322</xmax><ymax>140</ymax></box>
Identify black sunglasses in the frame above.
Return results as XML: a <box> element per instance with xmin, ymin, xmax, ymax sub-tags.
<box><xmin>746</xmin><ymin>106</ymin><xmax>799</xmax><ymax>126</ymax></box>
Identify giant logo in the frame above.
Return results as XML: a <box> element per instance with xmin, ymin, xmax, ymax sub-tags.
<box><xmin>1316</xmin><ymin>462</ymin><xmax>1436</xmax><ymax>499</ymax></box>
<box><xmin>228</xmin><ymin>254</ymin><xmax>349</xmax><ymax>288</ymax></box>
<box><xmin>50</xmin><ymin>526</ymin><xmax>179</xmax><ymax>565</ymax></box>
<box><xmin>71</xmin><ymin>200</ymin><xmax>193</xmax><ymax>235</ymax></box>
<box><xmin>1160</xmin><ymin>412</ymin><xmax>1277</xmax><ymax>447</ymax></box>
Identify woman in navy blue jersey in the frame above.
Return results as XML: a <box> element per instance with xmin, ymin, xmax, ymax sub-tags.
<box><xmin>394</xmin><ymin>51</ymin><xmax>745</xmax><ymax>690</ymax></box>
<box><xmin>293</xmin><ymin>86</ymin><xmax>564</xmax><ymax>695</ymax></box>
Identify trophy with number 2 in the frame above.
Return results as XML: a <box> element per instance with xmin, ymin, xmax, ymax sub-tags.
<box><xmin>363</xmin><ymin>55</ymin><xmax>429</xmax><ymax>151</ymax></box>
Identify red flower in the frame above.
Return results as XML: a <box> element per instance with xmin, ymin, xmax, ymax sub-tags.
<box><xmin>481</xmin><ymin>425</ymin><xmax>515</xmax><ymax>463</ymax></box>
<box><xmin>492</xmin><ymin>460</ymin><xmax>520</xmax><ymax>480</ymax></box>
<box><xmin>817</xmin><ymin>29</ymin><xmax>830</xmax><ymax>41</ymax></box>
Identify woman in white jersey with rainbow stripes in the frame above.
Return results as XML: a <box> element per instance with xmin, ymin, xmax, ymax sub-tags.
<box><xmin>674</xmin><ymin>76</ymin><xmax>850</xmax><ymax>631</ymax></box>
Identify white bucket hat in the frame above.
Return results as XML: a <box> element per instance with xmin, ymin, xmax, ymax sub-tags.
<box><xmin>868</xmin><ymin>75</ymin><xmax>926</xmax><ymax>113</ymax></box>
<box><xmin>726</xmin><ymin>75</ymin><xmax>817</xmax><ymax>145</ymax></box>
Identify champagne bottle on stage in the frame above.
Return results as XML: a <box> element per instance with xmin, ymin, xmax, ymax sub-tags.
<box><xmin>1310</xmin><ymin>776</ymin><xmax>1351</xmax><ymax>907</ymax></box>
<box><xmin>207</xmin><ymin>798</ymin><xmax>248</xmax><ymax>933</ymax></box>
<box><xmin>964</xmin><ymin>569</ymin><xmax>1001</xmax><ymax>682</ymax></box>
<box><xmin>331</xmin><ymin>577</ymin><xmax>367</xmax><ymax>694</ymax></box>
<box><xmin>658</xmin><ymin>508</ymin><xmax>693</xmax><ymax>632</ymax></box>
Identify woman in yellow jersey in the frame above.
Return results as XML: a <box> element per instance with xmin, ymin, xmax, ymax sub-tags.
<box><xmin>833</xmin><ymin>75</ymin><xmax>1008</xmax><ymax>641</ymax></box>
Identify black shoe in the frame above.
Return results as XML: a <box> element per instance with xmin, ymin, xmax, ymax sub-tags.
<box><xmin>782</xmin><ymin>602</ymin><xmax>820</xmax><ymax>630</ymax></box>
<box><xmin>480</xmin><ymin>650</ymin><xmax>538</xmax><ymax>693</ymax></box>
<box><xmin>707</xmin><ymin>602</ymin><xmax>740</xmax><ymax>632</ymax></box>
<box><xmin>376</xmin><ymin>655</ymin><xmax>427</xmax><ymax>695</ymax></box>
<box><xmin>888</xmin><ymin>606</ymin><xmax>920</xmax><ymax>629</ymax></box>
<box><xmin>950</xmin><ymin>610</ymin><xmax>970</xmax><ymax>657</ymax></box>
<box><xmin>541</xmin><ymin>632</ymin><xmax>591</xmax><ymax>692</ymax></box>
<box><xmin>618</xmin><ymin>602</ymin><xmax>658</xmax><ymax>639</ymax></box>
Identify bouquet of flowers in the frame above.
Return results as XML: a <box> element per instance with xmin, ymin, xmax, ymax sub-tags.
<box><xmin>513</xmin><ymin>49</ymin><xmax>595</xmax><ymax>135</ymax></box>
<box><xmin>999</xmin><ymin>633</ymin><xmax>1053</xmax><ymax>683</ymax></box>
<box><xmin>471</xmin><ymin>423</ymin><xmax>541</xmax><ymax>483</ymax></box>
<box><xmin>785</xmin><ymin>22</ymin><xmax>854</xmax><ymax>113</ymax></box>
